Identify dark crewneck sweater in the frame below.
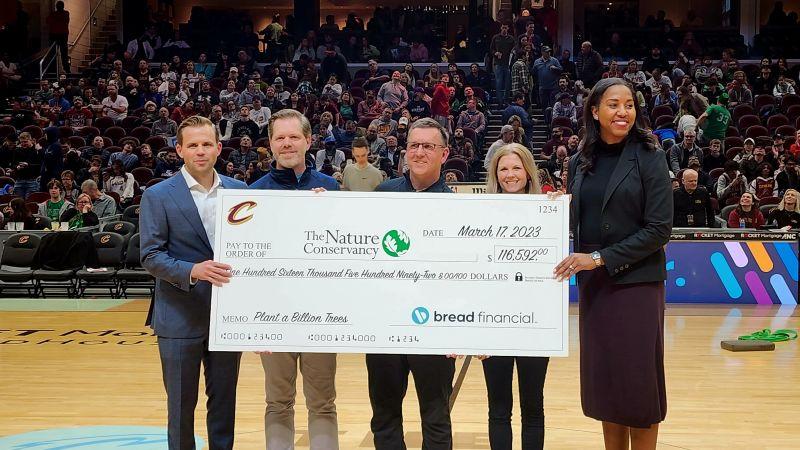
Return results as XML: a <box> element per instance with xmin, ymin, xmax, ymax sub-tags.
<box><xmin>579</xmin><ymin>139</ymin><xmax>625</xmax><ymax>245</ymax></box>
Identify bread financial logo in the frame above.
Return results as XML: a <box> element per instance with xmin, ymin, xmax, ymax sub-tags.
<box><xmin>19</xmin><ymin>235</ymin><xmax>29</xmax><ymax>244</ymax></box>
<box><xmin>227</xmin><ymin>201</ymin><xmax>257</xmax><ymax>225</ymax></box>
<box><xmin>382</xmin><ymin>230</ymin><xmax>411</xmax><ymax>257</ymax></box>
<box><xmin>100</xmin><ymin>234</ymin><xmax>111</xmax><ymax>244</ymax></box>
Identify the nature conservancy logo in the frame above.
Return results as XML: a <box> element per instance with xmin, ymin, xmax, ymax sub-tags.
<box><xmin>227</xmin><ymin>201</ymin><xmax>257</xmax><ymax>225</ymax></box>
<box><xmin>382</xmin><ymin>230</ymin><xmax>411</xmax><ymax>257</ymax></box>
<box><xmin>304</xmin><ymin>229</ymin><xmax>411</xmax><ymax>260</ymax></box>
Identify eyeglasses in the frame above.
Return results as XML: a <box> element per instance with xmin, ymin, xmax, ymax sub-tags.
<box><xmin>407</xmin><ymin>142</ymin><xmax>446</xmax><ymax>153</ymax></box>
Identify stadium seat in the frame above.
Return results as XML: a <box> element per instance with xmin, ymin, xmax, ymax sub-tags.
<box><xmin>724</xmin><ymin>136</ymin><xmax>744</xmax><ymax>150</ymax></box>
<box><xmin>94</xmin><ymin>116</ymin><xmax>114</xmax><ymax>132</ymax></box>
<box><xmin>780</xmin><ymin>94</ymin><xmax>800</xmax><ymax>113</ymax></box>
<box><xmin>26</xmin><ymin>192</ymin><xmax>49</xmax><ymax>203</ymax></box>
<box><xmin>775</xmin><ymin>125</ymin><xmax>796</xmax><ymax>140</ymax></box>
<box><xmin>0</xmin><ymin>125</ymin><xmax>16</xmax><ymax>140</ymax></box>
<box><xmin>766</xmin><ymin>114</ymin><xmax>789</xmax><ymax>131</ymax></box>
<box><xmin>732</xmin><ymin>104</ymin><xmax>755</xmax><ymax>123</ymax></box>
<box><xmin>654</xmin><ymin>115</ymin><xmax>674</xmax><ymax>129</ymax></box>
<box><xmin>120</xmin><ymin>116</ymin><xmax>142</xmax><ymax>131</ymax></box>
<box><xmin>105</xmin><ymin>191</ymin><xmax>121</xmax><ymax>207</ymax></box>
<box><xmin>350</xmin><ymin>86</ymin><xmax>365</xmax><ymax>100</ymax></box>
<box><xmin>0</xmin><ymin>233</ymin><xmax>41</xmax><ymax>297</ymax></box>
<box><xmin>760</xmin><ymin>204</ymin><xmax>776</xmax><ymax>217</ymax></box>
<box><xmin>737</xmin><ymin>115</ymin><xmax>760</xmax><ymax>130</ymax></box>
<box><xmin>67</xmin><ymin>135</ymin><xmax>86</xmax><ymax>148</ymax></box>
<box><xmin>130</xmin><ymin>127</ymin><xmax>152</xmax><ymax>143</ymax></box>
<box><xmin>119</xmin><ymin>137</ymin><xmax>140</xmax><ymax>148</ymax></box>
<box><xmin>105</xmin><ymin>126</ymin><xmax>127</xmax><ymax>145</ymax></box>
<box><xmin>760</xmin><ymin>196</ymin><xmax>781</xmax><ymax>206</ymax></box>
<box><xmin>21</xmin><ymin>125</ymin><xmax>43</xmax><ymax>140</ymax></box>
<box><xmin>78</xmin><ymin>126</ymin><xmax>101</xmax><ymax>139</ymax></box>
<box><xmin>745</xmin><ymin>125</ymin><xmax>769</xmax><ymax>139</ymax></box>
<box><xmin>754</xmin><ymin>94</ymin><xmax>776</xmax><ymax>111</ymax></box>
<box><xmin>145</xmin><ymin>178</ymin><xmax>165</xmax><ymax>188</ymax></box>
<box><xmin>551</xmin><ymin>117</ymin><xmax>574</xmax><ymax>131</ymax></box>
<box><xmin>228</xmin><ymin>137</ymin><xmax>241</xmax><ymax>149</ymax></box>
<box><xmin>650</xmin><ymin>104</ymin><xmax>673</xmax><ymax>121</ymax></box>
<box><xmin>725</xmin><ymin>146</ymin><xmax>743</xmax><ymax>160</ymax></box>
<box><xmin>472</xmin><ymin>87</ymin><xmax>487</xmax><ymax>102</ymax></box>
<box><xmin>719</xmin><ymin>204</ymin><xmax>737</xmax><ymax>224</ymax></box>
<box><xmin>115</xmin><ymin>233</ymin><xmax>154</xmax><ymax>298</ymax></box>
<box><xmin>102</xmin><ymin>221</ymin><xmax>136</xmax><ymax>246</ymax></box>
<box><xmin>25</xmin><ymin>202</ymin><xmax>38</xmax><ymax>214</ymax></box>
<box><xmin>786</xmin><ymin>105</ymin><xmax>800</xmax><ymax>123</ymax></box>
<box><xmin>350</xmin><ymin>78</ymin><xmax>365</xmax><ymax>88</ymax></box>
<box><xmin>58</xmin><ymin>126</ymin><xmax>73</xmax><ymax>139</ymax></box>
<box><xmin>131</xmin><ymin>167</ymin><xmax>154</xmax><ymax>185</ymax></box>
<box><xmin>221</xmin><ymin>147</ymin><xmax>234</xmax><ymax>160</ymax></box>
<box><xmin>443</xmin><ymin>158</ymin><xmax>470</xmax><ymax>178</ymax></box>
<box><xmin>122</xmin><ymin>205</ymin><xmax>140</xmax><ymax>230</ymax></box>
<box><xmin>725</xmin><ymin>126</ymin><xmax>740</xmax><ymax>137</ymax></box>
<box><xmin>444</xmin><ymin>168</ymin><xmax>466</xmax><ymax>182</ymax></box>
<box><xmin>76</xmin><ymin>232</ymin><xmax>125</xmax><ymax>298</ymax></box>
<box><xmin>145</xmin><ymin>136</ymin><xmax>167</xmax><ymax>150</ymax></box>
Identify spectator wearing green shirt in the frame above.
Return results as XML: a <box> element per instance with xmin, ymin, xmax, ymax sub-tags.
<box><xmin>697</xmin><ymin>92</ymin><xmax>731</xmax><ymax>144</ymax></box>
<box><xmin>37</xmin><ymin>179</ymin><xmax>74</xmax><ymax>224</ymax></box>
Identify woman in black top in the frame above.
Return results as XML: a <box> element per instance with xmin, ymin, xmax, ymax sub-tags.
<box><xmin>555</xmin><ymin>78</ymin><xmax>672</xmax><ymax>450</ymax></box>
<box><xmin>767</xmin><ymin>188</ymin><xmax>800</xmax><ymax>230</ymax></box>
<box><xmin>6</xmin><ymin>197</ymin><xmax>47</xmax><ymax>230</ymax></box>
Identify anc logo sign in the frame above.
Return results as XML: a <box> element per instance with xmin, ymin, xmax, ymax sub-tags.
<box><xmin>227</xmin><ymin>201</ymin><xmax>257</xmax><ymax>225</ymax></box>
<box><xmin>382</xmin><ymin>230</ymin><xmax>410</xmax><ymax>257</ymax></box>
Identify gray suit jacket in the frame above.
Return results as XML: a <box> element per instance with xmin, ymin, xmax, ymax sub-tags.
<box><xmin>140</xmin><ymin>172</ymin><xmax>247</xmax><ymax>338</ymax></box>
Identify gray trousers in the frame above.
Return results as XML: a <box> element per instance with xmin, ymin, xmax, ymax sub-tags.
<box><xmin>260</xmin><ymin>352</ymin><xmax>339</xmax><ymax>450</ymax></box>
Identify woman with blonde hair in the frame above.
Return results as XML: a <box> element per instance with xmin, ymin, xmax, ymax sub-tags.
<box><xmin>767</xmin><ymin>188</ymin><xmax>800</xmax><ymax>230</ymax></box>
<box><xmin>486</xmin><ymin>143</ymin><xmax>542</xmax><ymax>194</ymax></box>
<box><xmin>482</xmin><ymin>142</ymin><xmax>548</xmax><ymax>449</ymax></box>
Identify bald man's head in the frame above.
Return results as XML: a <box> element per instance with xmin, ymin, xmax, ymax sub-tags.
<box><xmin>682</xmin><ymin>169</ymin><xmax>698</xmax><ymax>192</ymax></box>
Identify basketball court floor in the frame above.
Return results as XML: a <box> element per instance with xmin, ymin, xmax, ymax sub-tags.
<box><xmin>0</xmin><ymin>299</ymin><xmax>797</xmax><ymax>449</ymax></box>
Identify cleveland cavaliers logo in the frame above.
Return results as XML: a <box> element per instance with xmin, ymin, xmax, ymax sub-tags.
<box><xmin>227</xmin><ymin>201</ymin><xmax>257</xmax><ymax>225</ymax></box>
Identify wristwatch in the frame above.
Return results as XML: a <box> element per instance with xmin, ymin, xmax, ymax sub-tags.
<box><xmin>590</xmin><ymin>251</ymin><xmax>604</xmax><ymax>267</ymax></box>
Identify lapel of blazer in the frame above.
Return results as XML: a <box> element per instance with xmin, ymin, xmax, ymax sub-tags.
<box><xmin>601</xmin><ymin>141</ymin><xmax>637</xmax><ymax>213</ymax></box>
<box><xmin>570</xmin><ymin>156</ymin><xmax>586</xmax><ymax>223</ymax></box>
<box><xmin>167</xmin><ymin>172</ymin><xmax>212</xmax><ymax>252</ymax></box>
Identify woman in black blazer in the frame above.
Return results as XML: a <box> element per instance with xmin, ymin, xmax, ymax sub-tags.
<box><xmin>555</xmin><ymin>78</ymin><xmax>673</xmax><ymax>450</ymax></box>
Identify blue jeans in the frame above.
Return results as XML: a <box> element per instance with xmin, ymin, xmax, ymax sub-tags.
<box><xmin>494</xmin><ymin>65</ymin><xmax>511</xmax><ymax>105</ymax></box>
<box><xmin>14</xmin><ymin>180</ymin><xmax>39</xmax><ymax>200</ymax></box>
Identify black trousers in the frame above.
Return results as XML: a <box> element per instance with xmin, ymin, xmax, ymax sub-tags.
<box><xmin>50</xmin><ymin>33</ymin><xmax>70</xmax><ymax>70</ymax></box>
<box><xmin>482</xmin><ymin>356</ymin><xmax>549</xmax><ymax>450</ymax></box>
<box><xmin>366</xmin><ymin>354</ymin><xmax>456</xmax><ymax>450</ymax></box>
<box><xmin>157</xmin><ymin>336</ymin><xmax>241</xmax><ymax>450</ymax></box>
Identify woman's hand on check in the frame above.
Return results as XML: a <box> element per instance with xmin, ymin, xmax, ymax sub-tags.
<box><xmin>553</xmin><ymin>253</ymin><xmax>596</xmax><ymax>282</ymax></box>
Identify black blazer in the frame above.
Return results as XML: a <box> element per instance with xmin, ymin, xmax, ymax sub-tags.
<box><xmin>568</xmin><ymin>140</ymin><xmax>673</xmax><ymax>284</ymax></box>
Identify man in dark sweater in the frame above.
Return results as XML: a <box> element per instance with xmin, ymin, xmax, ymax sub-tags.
<box><xmin>370</xmin><ymin>117</ymin><xmax>454</xmax><ymax>450</ymax></box>
<box><xmin>673</xmin><ymin>169</ymin><xmax>716</xmax><ymax>227</ymax></box>
<box><xmin>248</xmin><ymin>108</ymin><xmax>339</xmax><ymax>449</ymax></box>
<box><xmin>12</xmin><ymin>131</ymin><xmax>42</xmax><ymax>198</ymax></box>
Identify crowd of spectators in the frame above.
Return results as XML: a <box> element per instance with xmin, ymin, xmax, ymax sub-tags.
<box><xmin>1</xmin><ymin>3</ymin><xmax>800</xmax><ymax>231</ymax></box>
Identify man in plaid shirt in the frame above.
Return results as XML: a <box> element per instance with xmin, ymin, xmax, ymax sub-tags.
<box><xmin>511</xmin><ymin>52</ymin><xmax>532</xmax><ymax>106</ymax></box>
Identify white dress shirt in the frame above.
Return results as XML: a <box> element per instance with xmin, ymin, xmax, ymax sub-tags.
<box><xmin>181</xmin><ymin>165</ymin><xmax>220</xmax><ymax>246</ymax></box>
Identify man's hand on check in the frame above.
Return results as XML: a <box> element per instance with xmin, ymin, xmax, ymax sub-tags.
<box><xmin>190</xmin><ymin>260</ymin><xmax>232</xmax><ymax>287</ymax></box>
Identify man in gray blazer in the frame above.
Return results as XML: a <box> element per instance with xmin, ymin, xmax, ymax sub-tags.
<box><xmin>140</xmin><ymin>115</ymin><xmax>248</xmax><ymax>450</ymax></box>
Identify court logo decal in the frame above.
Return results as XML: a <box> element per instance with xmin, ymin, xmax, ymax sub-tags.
<box><xmin>0</xmin><ymin>425</ymin><xmax>204</xmax><ymax>449</ymax></box>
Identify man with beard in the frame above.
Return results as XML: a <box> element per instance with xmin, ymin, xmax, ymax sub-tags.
<box><xmin>365</xmin><ymin>124</ymin><xmax>386</xmax><ymax>156</ymax></box>
<box><xmin>357</xmin><ymin>90</ymin><xmax>384</xmax><ymax>121</ymax></box>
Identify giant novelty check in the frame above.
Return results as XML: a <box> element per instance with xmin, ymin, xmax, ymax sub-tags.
<box><xmin>209</xmin><ymin>190</ymin><xmax>570</xmax><ymax>356</ymax></box>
